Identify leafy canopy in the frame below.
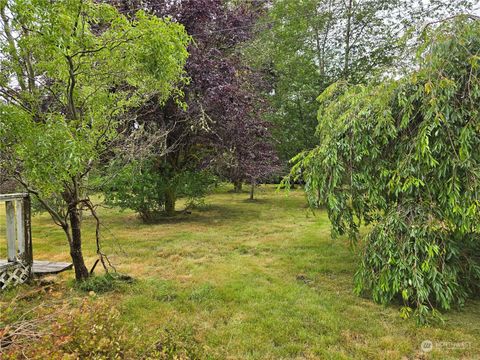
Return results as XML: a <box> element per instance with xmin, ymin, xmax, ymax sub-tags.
<box><xmin>101</xmin><ymin>0</ymin><xmax>278</xmax><ymax>219</ymax></box>
<box><xmin>0</xmin><ymin>0</ymin><xmax>190</xmax><ymax>198</ymax></box>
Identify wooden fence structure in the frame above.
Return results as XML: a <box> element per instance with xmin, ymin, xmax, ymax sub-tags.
<box><xmin>0</xmin><ymin>193</ymin><xmax>33</xmax><ymax>289</ymax></box>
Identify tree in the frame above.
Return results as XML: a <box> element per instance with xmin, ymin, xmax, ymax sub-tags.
<box><xmin>215</xmin><ymin>110</ymin><xmax>280</xmax><ymax>199</ymax></box>
<box><xmin>106</xmin><ymin>0</ymin><xmax>279</xmax><ymax>216</ymax></box>
<box><xmin>103</xmin><ymin>160</ymin><xmax>216</xmax><ymax>222</ymax></box>
<box><xmin>249</xmin><ymin>0</ymin><xmax>474</xmax><ymax>163</ymax></box>
<box><xmin>0</xmin><ymin>0</ymin><xmax>189</xmax><ymax>280</ymax></box>
<box><xmin>288</xmin><ymin>16</ymin><xmax>480</xmax><ymax>322</ymax></box>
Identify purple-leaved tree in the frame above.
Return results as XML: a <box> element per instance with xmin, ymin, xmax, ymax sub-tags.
<box><xmin>109</xmin><ymin>0</ymin><xmax>279</xmax><ymax>208</ymax></box>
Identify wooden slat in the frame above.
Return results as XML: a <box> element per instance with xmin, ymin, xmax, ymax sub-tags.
<box><xmin>16</xmin><ymin>199</ymin><xmax>25</xmax><ymax>256</ymax></box>
<box><xmin>23</xmin><ymin>196</ymin><xmax>33</xmax><ymax>265</ymax></box>
<box><xmin>6</xmin><ymin>201</ymin><xmax>17</xmax><ymax>262</ymax></box>
<box><xmin>0</xmin><ymin>193</ymin><xmax>28</xmax><ymax>202</ymax></box>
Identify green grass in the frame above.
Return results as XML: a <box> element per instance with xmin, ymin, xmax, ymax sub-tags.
<box><xmin>1</xmin><ymin>185</ymin><xmax>479</xmax><ymax>359</ymax></box>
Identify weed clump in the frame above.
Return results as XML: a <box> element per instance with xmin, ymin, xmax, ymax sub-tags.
<box><xmin>74</xmin><ymin>273</ymin><xmax>134</xmax><ymax>294</ymax></box>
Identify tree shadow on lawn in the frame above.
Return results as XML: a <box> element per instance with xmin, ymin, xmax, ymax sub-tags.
<box><xmin>240</xmin><ymin>198</ymin><xmax>269</xmax><ymax>204</ymax></box>
<box><xmin>128</xmin><ymin>203</ymin><xmax>265</xmax><ymax>227</ymax></box>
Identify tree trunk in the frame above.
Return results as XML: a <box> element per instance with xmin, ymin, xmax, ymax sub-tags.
<box><xmin>249</xmin><ymin>182</ymin><xmax>255</xmax><ymax>200</ymax></box>
<box><xmin>68</xmin><ymin>204</ymin><xmax>89</xmax><ymax>281</ymax></box>
<box><xmin>234</xmin><ymin>181</ymin><xmax>243</xmax><ymax>193</ymax></box>
<box><xmin>165</xmin><ymin>188</ymin><xmax>176</xmax><ymax>216</ymax></box>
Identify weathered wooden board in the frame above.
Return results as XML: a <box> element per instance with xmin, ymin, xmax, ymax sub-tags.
<box><xmin>31</xmin><ymin>261</ymin><xmax>73</xmax><ymax>275</ymax></box>
<box><xmin>0</xmin><ymin>260</ymin><xmax>73</xmax><ymax>275</ymax></box>
<box><xmin>16</xmin><ymin>199</ymin><xmax>25</xmax><ymax>255</ymax></box>
<box><xmin>5</xmin><ymin>201</ymin><xmax>16</xmax><ymax>262</ymax></box>
<box><xmin>0</xmin><ymin>193</ymin><xmax>28</xmax><ymax>202</ymax></box>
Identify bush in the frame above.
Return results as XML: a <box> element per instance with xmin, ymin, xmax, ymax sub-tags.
<box><xmin>1</xmin><ymin>300</ymin><xmax>136</xmax><ymax>359</ymax></box>
<box><xmin>102</xmin><ymin>159</ymin><xmax>216</xmax><ymax>222</ymax></box>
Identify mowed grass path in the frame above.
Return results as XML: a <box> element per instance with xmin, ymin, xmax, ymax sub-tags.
<box><xmin>1</xmin><ymin>186</ymin><xmax>479</xmax><ymax>359</ymax></box>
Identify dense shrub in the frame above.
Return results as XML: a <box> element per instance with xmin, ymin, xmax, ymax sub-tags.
<box><xmin>354</xmin><ymin>203</ymin><xmax>480</xmax><ymax>321</ymax></box>
<box><xmin>102</xmin><ymin>159</ymin><xmax>216</xmax><ymax>222</ymax></box>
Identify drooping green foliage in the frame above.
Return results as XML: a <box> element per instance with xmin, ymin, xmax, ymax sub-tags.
<box><xmin>0</xmin><ymin>0</ymin><xmax>189</xmax><ymax>279</ymax></box>
<box><xmin>289</xmin><ymin>16</ymin><xmax>480</xmax><ymax>322</ymax></box>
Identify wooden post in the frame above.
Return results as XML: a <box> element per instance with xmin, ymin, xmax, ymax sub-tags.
<box><xmin>22</xmin><ymin>196</ymin><xmax>33</xmax><ymax>266</ymax></box>
<box><xmin>16</xmin><ymin>199</ymin><xmax>25</xmax><ymax>257</ymax></box>
<box><xmin>6</xmin><ymin>201</ymin><xmax>17</xmax><ymax>262</ymax></box>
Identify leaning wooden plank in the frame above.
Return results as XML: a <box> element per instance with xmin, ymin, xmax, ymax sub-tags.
<box><xmin>1</xmin><ymin>260</ymin><xmax>72</xmax><ymax>277</ymax></box>
<box><xmin>31</xmin><ymin>261</ymin><xmax>73</xmax><ymax>275</ymax></box>
<box><xmin>6</xmin><ymin>201</ymin><xmax>17</xmax><ymax>262</ymax></box>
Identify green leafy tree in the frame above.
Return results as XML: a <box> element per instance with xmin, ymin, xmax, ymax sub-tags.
<box><xmin>103</xmin><ymin>159</ymin><xmax>216</xmax><ymax>222</ymax></box>
<box><xmin>249</xmin><ymin>0</ymin><xmax>473</xmax><ymax>163</ymax></box>
<box><xmin>289</xmin><ymin>16</ymin><xmax>480</xmax><ymax>322</ymax></box>
<box><xmin>0</xmin><ymin>0</ymin><xmax>189</xmax><ymax>280</ymax></box>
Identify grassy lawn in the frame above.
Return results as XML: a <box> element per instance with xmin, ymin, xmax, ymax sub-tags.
<box><xmin>1</xmin><ymin>185</ymin><xmax>479</xmax><ymax>359</ymax></box>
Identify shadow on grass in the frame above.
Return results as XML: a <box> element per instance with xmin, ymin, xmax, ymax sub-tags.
<box><xmin>240</xmin><ymin>198</ymin><xmax>269</xmax><ymax>204</ymax></box>
<box><xmin>103</xmin><ymin>201</ymin><xmax>266</xmax><ymax>228</ymax></box>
